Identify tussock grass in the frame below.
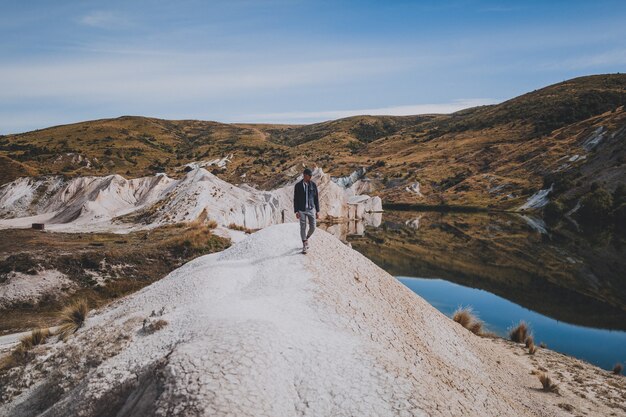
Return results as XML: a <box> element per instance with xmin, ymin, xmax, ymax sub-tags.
<box><xmin>227</xmin><ymin>223</ymin><xmax>253</xmax><ymax>234</ymax></box>
<box><xmin>20</xmin><ymin>328</ymin><xmax>50</xmax><ymax>349</ymax></box>
<box><xmin>528</xmin><ymin>341</ymin><xmax>537</xmax><ymax>355</ymax></box>
<box><xmin>165</xmin><ymin>221</ymin><xmax>226</xmax><ymax>257</ymax></box>
<box><xmin>509</xmin><ymin>321</ymin><xmax>530</xmax><ymax>343</ymax></box>
<box><xmin>57</xmin><ymin>299</ymin><xmax>89</xmax><ymax>341</ymax></box>
<box><xmin>525</xmin><ymin>335</ymin><xmax>534</xmax><ymax>348</ymax></box>
<box><xmin>452</xmin><ymin>307</ymin><xmax>484</xmax><ymax>336</ymax></box>
<box><xmin>613</xmin><ymin>363</ymin><xmax>623</xmax><ymax>375</ymax></box>
<box><xmin>0</xmin><ymin>328</ymin><xmax>50</xmax><ymax>371</ymax></box>
<box><xmin>538</xmin><ymin>372</ymin><xmax>559</xmax><ymax>393</ymax></box>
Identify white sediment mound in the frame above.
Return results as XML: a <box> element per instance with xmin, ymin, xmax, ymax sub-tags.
<box><xmin>405</xmin><ymin>181</ymin><xmax>423</xmax><ymax>197</ymax></box>
<box><xmin>0</xmin><ymin>167</ymin><xmax>381</xmax><ymax>233</ymax></box>
<box><xmin>0</xmin><ymin>269</ymin><xmax>74</xmax><ymax>309</ymax></box>
<box><xmin>0</xmin><ymin>224</ymin><xmax>578</xmax><ymax>416</ymax></box>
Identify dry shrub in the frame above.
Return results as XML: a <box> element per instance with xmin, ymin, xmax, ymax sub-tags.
<box><xmin>227</xmin><ymin>223</ymin><xmax>253</xmax><ymax>234</ymax></box>
<box><xmin>509</xmin><ymin>321</ymin><xmax>530</xmax><ymax>343</ymax></box>
<box><xmin>452</xmin><ymin>307</ymin><xmax>484</xmax><ymax>336</ymax></box>
<box><xmin>165</xmin><ymin>222</ymin><xmax>227</xmax><ymax>257</ymax></box>
<box><xmin>528</xmin><ymin>342</ymin><xmax>537</xmax><ymax>355</ymax></box>
<box><xmin>0</xmin><ymin>328</ymin><xmax>50</xmax><ymax>371</ymax></box>
<box><xmin>142</xmin><ymin>319</ymin><xmax>168</xmax><ymax>334</ymax></box>
<box><xmin>525</xmin><ymin>335</ymin><xmax>534</xmax><ymax>348</ymax></box>
<box><xmin>20</xmin><ymin>328</ymin><xmax>50</xmax><ymax>349</ymax></box>
<box><xmin>613</xmin><ymin>363</ymin><xmax>623</xmax><ymax>375</ymax></box>
<box><xmin>57</xmin><ymin>299</ymin><xmax>89</xmax><ymax>341</ymax></box>
<box><xmin>538</xmin><ymin>372</ymin><xmax>559</xmax><ymax>393</ymax></box>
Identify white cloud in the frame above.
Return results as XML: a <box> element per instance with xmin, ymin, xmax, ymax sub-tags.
<box><xmin>78</xmin><ymin>11</ymin><xmax>130</xmax><ymax>29</ymax></box>
<box><xmin>232</xmin><ymin>99</ymin><xmax>499</xmax><ymax>123</ymax></box>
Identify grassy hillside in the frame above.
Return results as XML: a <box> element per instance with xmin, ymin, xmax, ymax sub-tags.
<box><xmin>1</xmin><ymin>73</ymin><xmax>625</xmax><ymax>211</ymax></box>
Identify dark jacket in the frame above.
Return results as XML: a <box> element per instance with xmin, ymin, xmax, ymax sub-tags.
<box><xmin>293</xmin><ymin>180</ymin><xmax>320</xmax><ymax>213</ymax></box>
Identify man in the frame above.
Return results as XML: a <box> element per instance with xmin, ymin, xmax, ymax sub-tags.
<box><xmin>293</xmin><ymin>168</ymin><xmax>320</xmax><ymax>254</ymax></box>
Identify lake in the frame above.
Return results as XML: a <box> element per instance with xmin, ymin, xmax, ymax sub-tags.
<box><xmin>346</xmin><ymin>210</ymin><xmax>626</xmax><ymax>370</ymax></box>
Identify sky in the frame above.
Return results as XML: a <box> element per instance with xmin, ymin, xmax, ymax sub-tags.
<box><xmin>1</xmin><ymin>0</ymin><xmax>626</xmax><ymax>134</ymax></box>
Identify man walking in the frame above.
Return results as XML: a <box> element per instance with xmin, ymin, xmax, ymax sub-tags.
<box><xmin>294</xmin><ymin>168</ymin><xmax>320</xmax><ymax>254</ymax></box>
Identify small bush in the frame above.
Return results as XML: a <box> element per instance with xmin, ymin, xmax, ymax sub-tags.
<box><xmin>20</xmin><ymin>328</ymin><xmax>50</xmax><ymax>349</ymax></box>
<box><xmin>57</xmin><ymin>299</ymin><xmax>89</xmax><ymax>341</ymax></box>
<box><xmin>543</xmin><ymin>200</ymin><xmax>564</xmax><ymax>222</ymax></box>
<box><xmin>0</xmin><ymin>328</ymin><xmax>50</xmax><ymax>370</ymax></box>
<box><xmin>538</xmin><ymin>372</ymin><xmax>559</xmax><ymax>393</ymax></box>
<box><xmin>452</xmin><ymin>307</ymin><xmax>484</xmax><ymax>335</ymax></box>
<box><xmin>577</xmin><ymin>187</ymin><xmax>613</xmax><ymax>225</ymax></box>
<box><xmin>227</xmin><ymin>223</ymin><xmax>253</xmax><ymax>234</ymax></box>
<box><xmin>509</xmin><ymin>321</ymin><xmax>530</xmax><ymax>343</ymax></box>
<box><xmin>524</xmin><ymin>335</ymin><xmax>534</xmax><ymax>348</ymax></box>
<box><xmin>613</xmin><ymin>363</ymin><xmax>623</xmax><ymax>375</ymax></box>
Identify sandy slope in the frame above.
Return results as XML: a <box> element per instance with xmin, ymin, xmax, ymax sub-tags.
<box><xmin>1</xmin><ymin>224</ymin><xmax>623</xmax><ymax>416</ymax></box>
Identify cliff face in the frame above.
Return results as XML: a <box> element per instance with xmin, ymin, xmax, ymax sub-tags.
<box><xmin>1</xmin><ymin>224</ymin><xmax>622</xmax><ymax>416</ymax></box>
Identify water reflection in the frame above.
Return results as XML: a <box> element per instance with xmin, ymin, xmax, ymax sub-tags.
<box><xmin>348</xmin><ymin>210</ymin><xmax>626</xmax><ymax>331</ymax></box>
<box><xmin>319</xmin><ymin>212</ymin><xmax>382</xmax><ymax>240</ymax></box>
<box><xmin>399</xmin><ymin>277</ymin><xmax>626</xmax><ymax>370</ymax></box>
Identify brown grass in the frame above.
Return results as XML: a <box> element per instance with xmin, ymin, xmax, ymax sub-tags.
<box><xmin>227</xmin><ymin>223</ymin><xmax>253</xmax><ymax>234</ymax></box>
<box><xmin>509</xmin><ymin>321</ymin><xmax>530</xmax><ymax>343</ymax></box>
<box><xmin>165</xmin><ymin>221</ymin><xmax>227</xmax><ymax>257</ymax></box>
<box><xmin>20</xmin><ymin>328</ymin><xmax>50</xmax><ymax>349</ymax></box>
<box><xmin>528</xmin><ymin>342</ymin><xmax>537</xmax><ymax>355</ymax></box>
<box><xmin>452</xmin><ymin>307</ymin><xmax>484</xmax><ymax>336</ymax></box>
<box><xmin>57</xmin><ymin>299</ymin><xmax>89</xmax><ymax>341</ymax></box>
<box><xmin>613</xmin><ymin>363</ymin><xmax>623</xmax><ymax>375</ymax></box>
<box><xmin>525</xmin><ymin>335</ymin><xmax>534</xmax><ymax>348</ymax></box>
<box><xmin>142</xmin><ymin>319</ymin><xmax>168</xmax><ymax>334</ymax></box>
<box><xmin>0</xmin><ymin>328</ymin><xmax>50</xmax><ymax>371</ymax></box>
<box><xmin>538</xmin><ymin>372</ymin><xmax>559</xmax><ymax>393</ymax></box>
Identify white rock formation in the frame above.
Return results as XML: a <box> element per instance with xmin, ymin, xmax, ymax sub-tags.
<box><xmin>517</xmin><ymin>184</ymin><xmax>553</xmax><ymax>211</ymax></box>
<box><xmin>0</xmin><ymin>224</ymin><xmax>601</xmax><ymax>417</ymax></box>
<box><xmin>405</xmin><ymin>181</ymin><xmax>423</xmax><ymax>197</ymax></box>
<box><xmin>0</xmin><ymin>167</ymin><xmax>382</xmax><ymax>232</ymax></box>
<box><xmin>582</xmin><ymin>126</ymin><xmax>605</xmax><ymax>151</ymax></box>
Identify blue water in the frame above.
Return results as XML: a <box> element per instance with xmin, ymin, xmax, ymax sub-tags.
<box><xmin>398</xmin><ymin>276</ymin><xmax>626</xmax><ymax>371</ymax></box>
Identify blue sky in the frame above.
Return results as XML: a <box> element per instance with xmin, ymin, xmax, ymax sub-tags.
<box><xmin>1</xmin><ymin>0</ymin><xmax>626</xmax><ymax>133</ymax></box>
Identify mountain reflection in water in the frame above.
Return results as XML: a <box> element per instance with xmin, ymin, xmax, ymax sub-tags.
<box><xmin>345</xmin><ymin>210</ymin><xmax>626</xmax><ymax>331</ymax></box>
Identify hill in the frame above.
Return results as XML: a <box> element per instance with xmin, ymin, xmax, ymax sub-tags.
<box><xmin>1</xmin><ymin>224</ymin><xmax>623</xmax><ymax>416</ymax></box>
<box><xmin>1</xmin><ymin>74</ymin><xmax>625</xmax><ymax>212</ymax></box>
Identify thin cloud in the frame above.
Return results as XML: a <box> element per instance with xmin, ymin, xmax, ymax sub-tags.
<box><xmin>78</xmin><ymin>11</ymin><xmax>131</xmax><ymax>29</ymax></box>
<box><xmin>0</xmin><ymin>54</ymin><xmax>415</xmax><ymax>102</ymax></box>
<box><xmin>539</xmin><ymin>49</ymin><xmax>626</xmax><ymax>71</ymax></box>
<box><xmin>234</xmin><ymin>99</ymin><xmax>499</xmax><ymax>123</ymax></box>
